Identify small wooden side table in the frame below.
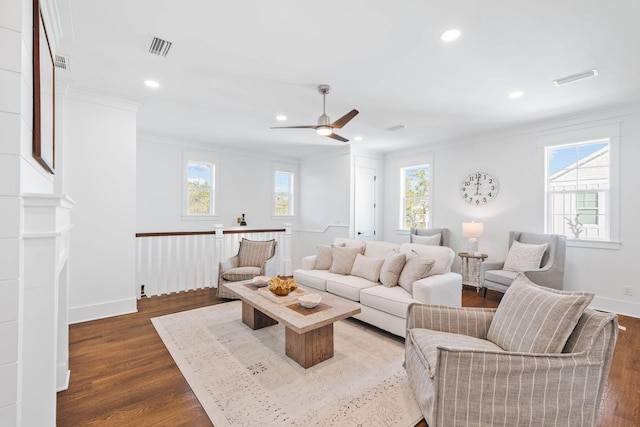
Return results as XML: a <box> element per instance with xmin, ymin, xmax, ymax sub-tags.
<box><xmin>458</xmin><ymin>252</ymin><xmax>488</xmax><ymax>292</ymax></box>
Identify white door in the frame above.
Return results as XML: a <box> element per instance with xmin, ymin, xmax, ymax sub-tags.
<box><xmin>355</xmin><ymin>165</ymin><xmax>376</xmax><ymax>240</ymax></box>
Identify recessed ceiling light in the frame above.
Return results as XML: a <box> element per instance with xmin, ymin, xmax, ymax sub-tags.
<box><xmin>440</xmin><ymin>29</ymin><xmax>461</xmax><ymax>42</ymax></box>
<box><xmin>508</xmin><ymin>91</ymin><xmax>523</xmax><ymax>99</ymax></box>
<box><xmin>354</xmin><ymin>136</ymin><xmax>363</xmax><ymax>141</ymax></box>
<box><xmin>276</xmin><ymin>115</ymin><xmax>287</xmax><ymax>121</ymax></box>
<box><xmin>144</xmin><ymin>80</ymin><xmax>160</xmax><ymax>88</ymax></box>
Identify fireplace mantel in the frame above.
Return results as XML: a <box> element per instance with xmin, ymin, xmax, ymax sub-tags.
<box><xmin>21</xmin><ymin>193</ymin><xmax>74</xmax><ymax>423</ymax></box>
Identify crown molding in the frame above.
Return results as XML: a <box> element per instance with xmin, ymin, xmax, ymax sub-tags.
<box><xmin>137</xmin><ymin>132</ymin><xmax>300</xmax><ymax>164</ymax></box>
<box><xmin>64</xmin><ymin>86</ymin><xmax>138</xmax><ymax>112</ymax></box>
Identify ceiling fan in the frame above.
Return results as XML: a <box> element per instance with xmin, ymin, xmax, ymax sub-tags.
<box><xmin>271</xmin><ymin>84</ymin><xmax>359</xmax><ymax>142</ymax></box>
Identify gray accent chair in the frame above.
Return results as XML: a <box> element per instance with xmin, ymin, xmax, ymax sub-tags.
<box><xmin>481</xmin><ymin>231</ymin><xmax>566</xmax><ymax>295</ymax></box>
<box><xmin>410</xmin><ymin>227</ymin><xmax>449</xmax><ymax>247</ymax></box>
<box><xmin>404</xmin><ymin>303</ymin><xmax>618</xmax><ymax>427</ymax></box>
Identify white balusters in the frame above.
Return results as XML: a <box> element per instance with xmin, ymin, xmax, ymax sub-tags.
<box><xmin>136</xmin><ymin>228</ymin><xmax>287</xmax><ymax>298</ymax></box>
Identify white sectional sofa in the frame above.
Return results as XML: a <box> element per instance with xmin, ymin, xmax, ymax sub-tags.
<box><xmin>293</xmin><ymin>238</ymin><xmax>462</xmax><ymax>337</ymax></box>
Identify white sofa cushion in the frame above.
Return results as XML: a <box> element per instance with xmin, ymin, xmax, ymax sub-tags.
<box><xmin>326</xmin><ymin>275</ymin><xmax>378</xmax><ymax>302</ymax></box>
<box><xmin>350</xmin><ymin>254</ymin><xmax>384</xmax><ymax>282</ymax></box>
<box><xmin>400</xmin><ymin>243</ymin><xmax>454</xmax><ymax>276</ymax></box>
<box><xmin>363</xmin><ymin>241</ymin><xmax>400</xmax><ymax>258</ymax></box>
<box><xmin>293</xmin><ymin>269</ymin><xmax>343</xmax><ymax>291</ymax></box>
<box><xmin>360</xmin><ymin>285</ymin><xmax>419</xmax><ymax>318</ymax></box>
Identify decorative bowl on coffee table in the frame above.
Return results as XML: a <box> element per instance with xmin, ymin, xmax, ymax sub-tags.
<box><xmin>269</xmin><ymin>276</ymin><xmax>297</xmax><ymax>296</ymax></box>
<box><xmin>298</xmin><ymin>293</ymin><xmax>322</xmax><ymax>308</ymax></box>
<box><xmin>252</xmin><ymin>276</ymin><xmax>271</xmax><ymax>287</ymax></box>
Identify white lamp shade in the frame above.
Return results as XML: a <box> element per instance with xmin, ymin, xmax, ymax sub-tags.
<box><xmin>462</xmin><ymin>222</ymin><xmax>484</xmax><ymax>238</ymax></box>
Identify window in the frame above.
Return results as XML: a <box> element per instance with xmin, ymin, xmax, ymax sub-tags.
<box><xmin>274</xmin><ymin>170</ymin><xmax>294</xmax><ymax>216</ymax></box>
<box><xmin>186</xmin><ymin>161</ymin><xmax>215</xmax><ymax>215</ymax></box>
<box><xmin>545</xmin><ymin>140</ymin><xmax>609</xmax><ymax>239</ymax></box>
<box><xmin>400</xmin><ymin>164</ymin><xmax>430</xmax><ymax>229</ymax></box>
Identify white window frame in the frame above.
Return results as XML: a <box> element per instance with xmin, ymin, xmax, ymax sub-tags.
<box><xmin>182</xmin><ymin>150</ymin><xmax>219</xmax><ymax>220</ymax></box>
<box><xmin>272</xmin><ymin>162</ymin><xmax>298</xmax><ymax>219</ymax></box>
<box><xmin>538</xmin><ymin>122</ymin><xmax>620</xmax><ymax>250</ymax></box>
<box><xmin>273</xmin><ymin>170</ymin><xmax>295</xmax><ymax>217</ymax></box>
<box><xmin>399</xmin><ymin>163</ymin><xmax>431</xmax><ymax>230</ymax></box>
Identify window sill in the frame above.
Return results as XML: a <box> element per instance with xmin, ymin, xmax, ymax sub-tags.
<box><xmin>272</xmin><ymin>215</ymin><xmax>296</xmax><ymax>220</ymax></box>
<box><xmin>567</xmin><ymin>238</ymin><xmax>621</xmax><ymax>250</ymax></box>
<box><xmin>181</xmin><ymin>215</ymin><xmax>219</xmax><ymax>221</ymax></box>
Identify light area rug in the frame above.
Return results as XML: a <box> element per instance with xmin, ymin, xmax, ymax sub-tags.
<box><xmin>151</xmin><ymin>301</ymin><xmax>422</xmax><ymax>427</ymax></box>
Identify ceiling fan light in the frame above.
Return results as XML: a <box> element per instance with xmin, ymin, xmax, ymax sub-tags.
<box><xmin>317</xmin><ymin>127</ymin><xmax>332</xmax><ymax>136</ymax></box>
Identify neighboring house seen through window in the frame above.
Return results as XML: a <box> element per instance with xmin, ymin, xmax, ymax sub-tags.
<box><xmin>274</xmin><ymin>170</ymin><xmax>294</xmax><ymax>216</ymax></box>
<box><xmin>545</xmin><ymin>140</ymin><xmax>609</xmax><ymax>239</ymax></box>
<box><xmin>400</xmin><ymin>164</ymin><xmax>430</xmax><ymax>229</ymax></box>
<box><xmin>187</xmin><ymin>161</ymin><xmax>215</xmax><ymax>215</ymax></box>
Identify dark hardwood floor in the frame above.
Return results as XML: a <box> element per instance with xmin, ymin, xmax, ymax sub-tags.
<box><xmin>57</xmin><ymin>288</ymin><xmax>639</xmax><ymax>426</ymax></box>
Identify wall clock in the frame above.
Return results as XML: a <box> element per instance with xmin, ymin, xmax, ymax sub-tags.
<box><xmin>460</xmin><ymin>172</ymin><xmax>499</xmax><ymax>205</ymax></box>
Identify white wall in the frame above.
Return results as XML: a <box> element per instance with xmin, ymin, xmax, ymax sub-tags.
<box><xmin>136</xmin><ymin>135</ymin><xmax>300</xmax><ymax>232</ymax></box>
<box><xmin>0</xmin><ymin>0</ymin><xmax>64</xmax><ymax>424</ymax></box>
<box><xmin>382</xmin><ymin>104</ymin><xmax>640</xmax><ymax>318</ymax></box>
<box><xmin>64</xmin><ymin>89</ymin><xmax>138</xmax><ymax>323</ymax></box>
<box><xmin>298</xmin><ymin>147</ymin><xmax>351</xmax><ymax>231</ymax></box>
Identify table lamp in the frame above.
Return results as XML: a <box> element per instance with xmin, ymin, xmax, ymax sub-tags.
<box><xmin>463</xmin><ymin>222</ymin><xmax>484</xmax><ymax>256</ymax></box>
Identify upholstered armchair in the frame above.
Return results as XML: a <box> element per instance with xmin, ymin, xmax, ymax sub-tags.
<box><xmin>481</xmin><ymin>231</ymin><xmax>566</xmax><ymax>295</ymax></box>
<box><xmin>217</xmin><ymin>238</ymin><xmax>277</xmax><ymax>299</ymax></box>
<box><xmin>410</xmin><ymin>227</ymin><xmax>449</xmax><ymax>247</ymax></box>
<box><xmin>404</xmin><ymin>274</ymin><xmax>618</xmax><ymax>427</ymax></box>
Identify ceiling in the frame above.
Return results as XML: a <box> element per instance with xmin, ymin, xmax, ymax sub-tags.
<box><xmin>54</xmin><ymin>0</ymin><xmax>640</xmax><ymax>158</ymax></box>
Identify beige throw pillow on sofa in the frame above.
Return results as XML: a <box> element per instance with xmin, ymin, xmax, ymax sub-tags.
<box><xmin>410</xmin><ymin>233</ymin><xmax>441</xmax><ymax>246</ymax></box>
<box><xmin>503</xmin><ymin>240</ymin><xmax>548</xmax><ymax>272</ymax></box>
<box><xmin>350</xmin><ymin>254</ymin><xmax>385</xmax><ymax>282</ymax></box>
<box><xmin>379</xmin><ymin>252</ymin><xmax>406</xmax><ymax>287</ymax></box>
<box><xmin>330</xmin><ymin>246</ymin><xmax>364</xmax><ymax>275</ymax></box>
<box><xmin>314</xmin><ymin>243</ymin><xmax>345</xmax><ymax>270</ymax></box>
<box><xmin>397</xmin><ymin>252</ymin><xmax>435</xmax><ymax>294</ymax></box>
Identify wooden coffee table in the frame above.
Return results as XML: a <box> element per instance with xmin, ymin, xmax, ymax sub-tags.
<box><xmin>225</xmin><ymin>280</ymin><xmax>361</xmax><ymax>368</ymax></box>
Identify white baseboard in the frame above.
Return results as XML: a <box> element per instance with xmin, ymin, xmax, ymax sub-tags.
<box><xmin>56</xmin><ymin>366</ymin><xmax>70</xmax><ymax>392</ymax></box>
<box><xmin>69</xmin><ymin>297</ymin><xmax>137</xmax><ymax>324</ymax></box>
<box><xmin>592</xmin><ymin>295</ymin><xmax>639</xmax><ymax>318</ymax></box>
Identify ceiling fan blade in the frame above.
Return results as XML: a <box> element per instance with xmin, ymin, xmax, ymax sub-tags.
<box><xmin>270</xmin><ymin>125</ymin><xmax>318</xmax><ymax>129</ymax></box>
<box><xmin>326</xmin><ymin>132</ymin><xmax>348</xmax><ymax>142</ymax></box>
<box><xmin>330</xmin><ymin>109</ymin><xmax>359</xmax><ymax>129</ymax></box>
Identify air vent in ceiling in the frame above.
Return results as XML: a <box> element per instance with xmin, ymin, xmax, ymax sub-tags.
<box><xmin>386</xmin><ymin>124</ymin><xmax>407</xmax><ymax>132</ymax></box>
<box><xmin>553</xmin><ymin>69</ymin><xmax>598</xmax><ymax>86</ymax></box>
<box><xmin>54</xmin><ymin>54</ymin><xmax>70</xmax><ymax>70</ymax></box>
<box><xmin>148</xmin><ymin>37</ymin><xmax>172</xmax><ymax>57</ymax></box>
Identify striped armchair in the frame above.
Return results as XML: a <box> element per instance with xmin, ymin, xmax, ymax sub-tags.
<box><xmin>217</xmin><ymin>238</ymin><xmax>277</xmax><ymax>299</ymax></box>
<box><xmin>405</xmin><ymin>301</ymin><xmax>618</xmax><ymax>426</ymax></box>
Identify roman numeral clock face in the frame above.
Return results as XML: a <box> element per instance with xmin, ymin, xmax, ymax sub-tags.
<box><xmin>460</xmin><ymin>172</ymin><xmax>499</xmax><ymax>205</ymax></box>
